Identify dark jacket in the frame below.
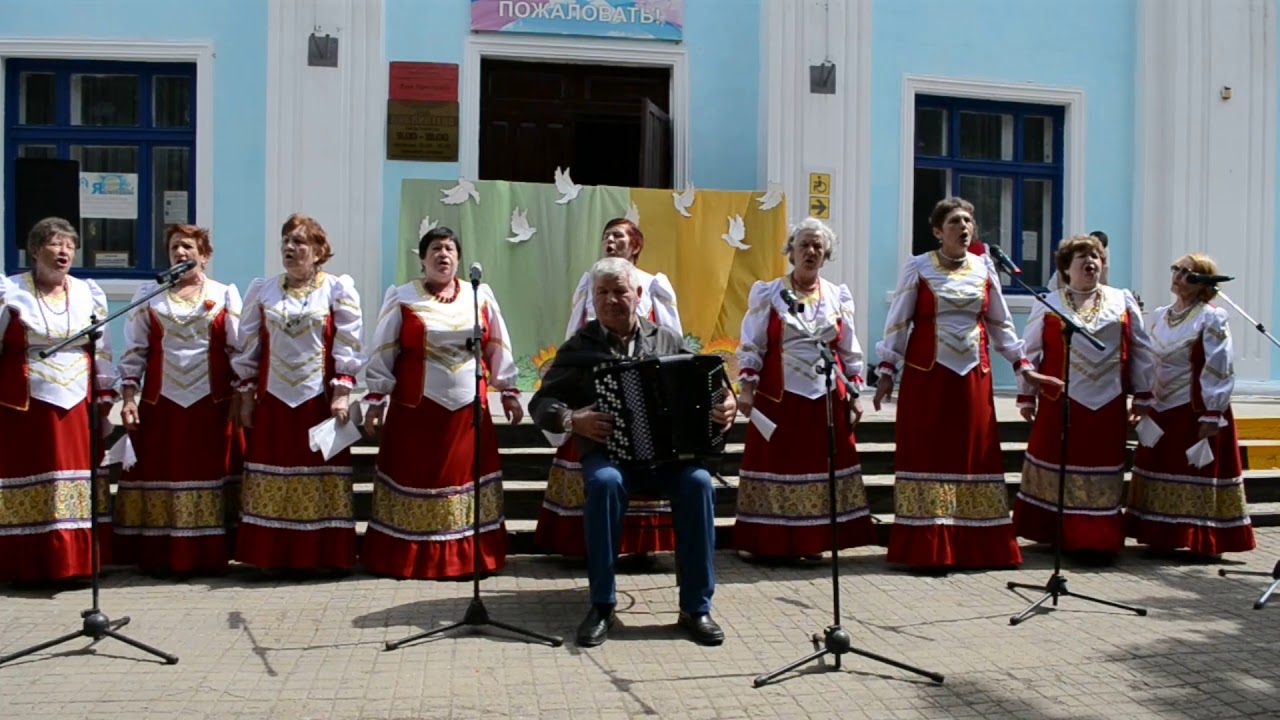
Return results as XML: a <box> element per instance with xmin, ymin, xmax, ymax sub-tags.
<box><xmin>530</xmin><ymin>317</ymin><xmax>691</xmax><ymax>457</ymax></box>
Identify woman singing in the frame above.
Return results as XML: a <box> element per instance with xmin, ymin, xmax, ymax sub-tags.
<box><xmin>535</xmin><ymin>218</ymin><xmax>682</xmax><ymax>558</ymax></box>
<box><xmin>113</xmin><ymin>224</ymin><xmax>243</xmax><ymax>575</ymax></box>
<box><xmin>361</xmin><ymin>226</ymin><xmax>521</xmax><ymax>579</ymax></box>
<box><xmin>0</xmin><ymin>217</ymin><xmax>118</xmax><ymax>582</ymax></box>
<box><xmin>873</xmin><ymin>198</ymin><xmax>1054</xmax><ymax>571</ymax></box>
<box><xmin>231</xmin><ymin>213</ymin><xmax>364</xmax><ymax>571</ymax></box>
<box><xmin>1126</xmin><ymin>254</ymin><xmax>1255</xmax><ymax>556</ymax></box>
<box><xmin>1013</xmin><ymin>234</ymin><xmax>1155</xmax><ymax>559</ymax></box>
<box><xmin>734</xmin><ymin>218</ymin><xmax>876</xmax><ymax>559</ymax></box>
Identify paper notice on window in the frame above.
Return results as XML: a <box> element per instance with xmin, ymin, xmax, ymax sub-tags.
<box><xmin>80</xmin><ymin>172</ymin><xmax>138</xmax><ymax>219</ymax></box>
<box><xmin>163</xmin><ymin>191</ymin><xmax>189</xmax><ymax>225</ymax></box>
<box><xmin>1021</xmin><ymin>231</ymin><xmax>1039</xmax><ymax>262</ymax></box>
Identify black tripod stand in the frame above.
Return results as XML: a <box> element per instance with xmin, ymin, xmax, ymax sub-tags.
<box><xmin>1209</xmin><ymin>288</ymin><xmax>1280</xmax><ymax>611</ymax></box>
<box><xmin>998</xmin><ymin>253</ymin><xmax>1147</xmax><ymax>625</ymax></box>
<box><xmin>385</xmin><ymin>265</ymin><xmax>562</xmax><ymax>650</ymax></box>
<box><xmin>0</xmin><ymin>269</ymin><xmax>187</xmax><ymax>667</ymax></box>
<box><xmin>753</xmin><ymin>290</ymin><xmax>944</xmax><ymax>687</ymax></box>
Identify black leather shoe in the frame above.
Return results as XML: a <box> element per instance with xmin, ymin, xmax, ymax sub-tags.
<box><xmin>576</xmin><ymin>606</ymin><xmax>615</xmax><ymax>647</ymax></box>
<box><xmin>677</xmin><ymin>611</ymin><xmax>725</xmax><ymax>646</ymax></box>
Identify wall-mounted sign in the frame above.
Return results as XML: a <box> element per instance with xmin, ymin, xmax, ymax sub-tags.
<box><xmin>390</xmin><ymin>62</ymin><xmax>459</xmax><ymax>103</ymax></box>
<box><xmin>470</xmin><ymin>0</ymin><xmax>683</xmax><ymax>41</ymax></box>
<box><xmin>386</xmin><ymin>100</ymin><xmax>459</xmax><ymax>162</ymax></box>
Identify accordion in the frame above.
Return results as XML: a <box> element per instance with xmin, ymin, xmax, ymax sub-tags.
<box><xmin>593</xmin><ymin>353</ymin><xmax>731</xmax><ymax>467</ymax></box>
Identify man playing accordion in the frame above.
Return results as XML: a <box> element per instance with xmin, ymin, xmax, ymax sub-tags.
<box><xmin>530</xmin><ymin>257</ymin><xmax>737</xmax><ymax>648</ymax></box>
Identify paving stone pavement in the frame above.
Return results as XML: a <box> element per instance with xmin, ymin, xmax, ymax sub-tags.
<box><xmin>2</xmin><ymin>531</ymin><xmax>1279</xmax><ymax>720</ymax></box>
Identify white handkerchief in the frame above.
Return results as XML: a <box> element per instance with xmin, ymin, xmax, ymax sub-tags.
<box><xmin>543</xmin><ymin>429</ymin><xmax>571</xmax><ymax>448</ymax></box>
<box><xmin>1136</xmin><ymin>416</ymin><xmax>1164</xmax><ymax>448</ymax></box>
<box><xmin>102</xmin><ymin>433</ymin><xmax>137</xmax><ymax>470</ymax></box>
<box><xmin>309</xmin><ymin>416</ymin><xmax>362</xmax><ymax>461</ymax></box>
<box><xmin>1186</xmin><ymin>438</ymin><xmax>1215</xmax><ymax>468</ymax></box>
<box><xmin>749</xmin><ymin>410</ymin><xmax>777</xmax><ymax>442</ymax></box>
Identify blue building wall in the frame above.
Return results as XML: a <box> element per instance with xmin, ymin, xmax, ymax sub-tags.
<box><xmin>868</xmin><ymin>0</ymin><xmax>1138</xmax><ymax>389</ymax></box>
<box><xmin>0</xmin><ymin>0</ymin><xmax>268</xmax><ymax>352</ymax></box>
<box><xmin>381</xmin><ymin>0</ymin><xmax>761</xmax><ymax>288</ymax></box>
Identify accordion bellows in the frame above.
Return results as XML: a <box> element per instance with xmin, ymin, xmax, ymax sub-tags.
<box><xmin>593</xmin><ymin>354</ymin><xmax>730</xmax><ymax>467</ymax></box>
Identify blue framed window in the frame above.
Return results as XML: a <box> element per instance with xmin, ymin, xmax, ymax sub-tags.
<box><xmin>913</xmin><ymin>95</ymin><xmax>1065</xmax><ymax>291</ymax></box>
<box><xmin>5</xmin><ymin>59</ymin><xmax>196</xmax><ymax>278</ymax></box>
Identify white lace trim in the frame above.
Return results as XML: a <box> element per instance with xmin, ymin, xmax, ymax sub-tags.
<box><xmin>375</xmin><ymin>469</ymin><xmax>501</xmax><ymax>497</ymax></box>
<box><xmin>1025</xmin><ymin>453</ymin><xmax>1126</xmax><ymax>475</ymax></box>
<box><xmin>1131</xmin><ymin>467</ymin><xmax>1243</xmax><ymax>487</ymax></box>
<box><xmin>740</xmin><ymin>466</ymin><xmax>862</xmax><ymax>483</ymax></box>
<box><xmin>116</xmin><ymin>478</ymin><xmax>231</xmax><ymax>491</ymax></box>
<box><xmin>243</xmin><ymin>462</ymin><xmax>352</xmax><ymax>477</ymax></box>
<box><xmin>0</xmin><ymin>519</ymin><xmax>93</xmax><ymax>535</ymax></box>
<box><xmin>369</xmin><ymin>517</ymin><xmax>505</xmax><ymax>543</ymax></box>
<box><xmin>895</xmin><ymin>471</ymin><xmax>1005</xmax><ymax>483</ymax></box>
<box><xmin>112</xmin><ymin>526</ymin><xmax>227</xmax><ymax>537</ymax></box>
<box><xmin>737</xmin><ymin>508</ymin><xmax>870</xmax><ymax>527</ymax></box>
<box><xmin>0</xmin><ymin>469</ymin><xmax>89</xmax><ymax>488</ymax></box>
<box><xmin>1125</xmin><ymin>509</ymin><xmax>1252</xmax><ymax>528</ymax></box>
<box><xmin>240</xmin><ymin>515</ymin><xmax>355</xmax><ymax>532</ymax></box>
<box><xmin>893</xmin><ymin>516</ymin><xmax>1014</xmax><ymax>527</ymax></box>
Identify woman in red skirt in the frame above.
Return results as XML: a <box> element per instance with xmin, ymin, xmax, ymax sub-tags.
<box><xmin>535</xmin><ymin>218</ymin><xmax>682</xmax><ymax>558</ymax></box>
<box><xmin>113</xmin><ymin>224</ymin><xmax>244</xmax><ymax>575</ymax></box>
<box><xmin>361</xmin><ymin>226</ymin><xmax>520</xmax><ymax>579</ymax></box>
<box><xmin>230</xmin><ymin>213</ymin><xmax>364</xmax><ymax>571</ymax></box>
<box><xmin>0</xmin><ymin>217</ymin><xmax>118</xmax><ymax>582</ymax></box>
<box><xmin>1126</xmin><ymin>253</ymin><xmax>1255</xmax><ymax>556</ymax></box>
<box><xmin>1013</xmin><ymin>234</ymin><xmax>1155</xmax><ymax>560</ymax></box>
<box><xmin>734</xmin><ymin>217</ymin><xmax>876</xmax><ymax>559</ymax></box>
<box><xmin>873</xmin><ymin>198</ymin><xmax>1056</xmax><ymax>571</ymax></box>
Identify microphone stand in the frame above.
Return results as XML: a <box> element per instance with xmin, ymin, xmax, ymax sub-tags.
<box><xmin>1210</xmin><ymin>288</ymin><xmax>1280</xmax><ymax>609</ymax></box>
<box><xmin>753</xmin><ymin>293</ymin><xmax>944</xmax><ymax>687</ymax></box>
<box><xmin>0</xmin><ymin>273</ymin><xmax>184</xmax><ymax>667</ymax></box>
<box><xmin>998</xmin><ymin>257</ymin><xmax>1147</xmax><ymax>625</ymax></box>
<box><xmin>385</xmin><ymin>272</ymin><xmax>562</xmax><ymax>650</ymax></box>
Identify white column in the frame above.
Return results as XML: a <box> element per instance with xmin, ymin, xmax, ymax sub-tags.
<box><xmin>761</xmin><ymin>0</ymin><xmax>873</xmax><ymax>341</ymax></box>
<box><xmin>265</xmin><ymin>0</ymin><xmax>386</xmax><ymax>345</ymax></box>
<box><xmin>1133</xmin><ymin>0</ymin><xmax>1277</xmax><ymax>380</ymax></box>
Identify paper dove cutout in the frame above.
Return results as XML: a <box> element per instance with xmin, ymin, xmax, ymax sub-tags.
<box><xmin>507</xmin><ymin>207</ymin><xmax>536</xmax><ymax>243</ymax></box>
<box><xmin>553</xmin><ymin>167</ymin><xmax>582</xmax><ymax>205</ymax></box>
<box><xmin>672</xmin><ymin>183</ymin><xmax>696</xmax><ymax>217</ymax></box>
<box><xmin>756</xmin><ymin>182</ymin><xmax>784</xmax><ymax>210</ymax></box>
<box><xmin>721</xmin><ymin>214</ymin><xmax>749</xmax><ymax>250</ymax></box>
<box><xmin>625</xmin><ymin>200</ymin><xmax>640</xmax><ymax>225</ymax></box>
<box><xmin>441</xmin><ymin>179</ymin><xmax>480</xmax><ymax>205</ymax></box>
<box><xmin>418</xmin><ymin>214</ymin><xmax>438</xmax><ymax>238</ymax></box>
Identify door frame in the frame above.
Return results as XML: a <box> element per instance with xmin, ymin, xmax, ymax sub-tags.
<box><xmin>461</xmin><ymin>34</ymin><xmax>689</xmax><ymax>190</ymax></box>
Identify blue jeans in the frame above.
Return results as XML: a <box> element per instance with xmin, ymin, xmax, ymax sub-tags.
<box><xmin>579</xmin><ymin>451</ymin><xmax>716</xmax><ymax>615</ymax></box>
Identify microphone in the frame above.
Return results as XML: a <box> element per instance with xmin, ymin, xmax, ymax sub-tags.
<box><xmin>987</xmin><ymin>245</ymin><xmax>1022</xmax><ymax>276</ymax></box>
<box><xmin>1185</xmin><ymin>271</ymin><xmax>1234</xmax><ymax>285</ymax></box>
<box><xmin>779</xmin><ymin>288</ymin><xmax>800</xmax><ymax>315</ymax></box>
<box><xmin>468</xmin><ymin>262</ymin><xmax>483</xmax><ymax>284</ymax></box>
<box><xmin>155</xmin><ymin>259</ymin><xmax>197</xmax><ymax>284</ymax></box>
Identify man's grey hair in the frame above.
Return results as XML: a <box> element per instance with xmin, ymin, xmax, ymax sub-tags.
<box><xmin>782</xmin><ymin>216</ymin><xmax>836</xmax><ymax>261</ymax></box>
<box><xmin>590</xmin><ymin>256</ymin><xmax>638</xmax><ymax>288</ymax></box>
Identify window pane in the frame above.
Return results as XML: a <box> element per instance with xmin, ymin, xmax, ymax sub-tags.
<box><xmin>915</xmin><ymin>108</ymin><xmax>947</xmax><ymax>156</ymax></box>
<box><xmin>1023</xmin><ymin>115</ymin><xmax>1054</xmax><ymax>163</ymax></box>
<box><xmin>18</xmin><ymin>145</ymin><xmax>57</xmax><ymax>159</ymax></box>
<box><xmin>1021</xmin><ymin>178</ymin><xmax>1054</xmax><ymax>287</ymax></box>
<box><xmin>958</xmin><ymin>174</ymin><xmax>1013</xmax><ymax>278</ymax></box>
<box><xmin>18</xmin><ymin>72</ymin><xmax>56</xmax><ymax>125</ymax></box>
<box><xmin>912</xmin><ymin>167</ymin><xmax>949</xmax><ymax>256</ymax></box>
<box><xmin>153</xmin><ymin>76</ymin><xmax>192</xmax><ymax>128</ymax></box>
<box><xmin>958</xmin><ymin>111</ymin><xmax>1013</xmax><ymax>161</ymax></box>
<box><xmin>71</xmin><ymin>74</ymin><xmax>139</xmax><ymax>127</ymax></box>
<box><xmin>152</xmin><ymin>147</ymin><xmax>192</xmax><ymax>267</ymax></box>
<box><xmin>71</xmin><ymin>145</ymin><xmax>139</xmax><ymax>269</ymax></box>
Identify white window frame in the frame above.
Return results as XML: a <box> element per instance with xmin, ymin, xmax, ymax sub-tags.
<box><xmin>0</xmin><ymin>38</ymin><xmax>214</xmax><ymax>301</ymax></box>
<box><xmin>459</xmin><ymin>33</ymin><xmax>690</xmax><ymax>190</ymax></box>
<box><xmin>896</xmin><ymin>75</ymin><xmax>1085</xmax><ymax>312</ymax></box>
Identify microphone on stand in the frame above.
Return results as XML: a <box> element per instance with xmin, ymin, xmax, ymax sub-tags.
<box><xmin>154</xmin><ymin>259</ymin><xmax>197</xmax><ymax>284</ymax></box>
<box><xmin>988</xmin><ymin>245</ymin><xmax>1022</xmax><ymax>277</ymax></box>
<box><xmin>779</xmin><ymin>288</ymin><xmax>802</xmax><ymax>315</ymax></box>
<box><xmin>1185</xmin><ymin>271</ymin><xmax>1234</xmax><ymax>285</ymax></box>
<box><xmin>468</xmin><ymin>262</ymin><xmax>483</xmax><ymax>285</ymax></box>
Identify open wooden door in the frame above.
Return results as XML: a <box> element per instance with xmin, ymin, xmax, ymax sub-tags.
<box><xmin>638</xmin><ymin>98</ymin><xmax>672</xmax><ymax>189</ymax></box>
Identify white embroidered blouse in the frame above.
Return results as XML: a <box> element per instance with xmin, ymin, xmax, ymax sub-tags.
<box><xmin>230</xmin><ymin>272</ymin><xmax>364</xmax><ymax>406</ymax></box>
<box><xmin>0</xmin><ymin>273</ymin><xmax>117</xmax><ymax>409</ymax></box>
<box><xmin>1146</xmin><ymin>302</ymin><xmax>1233</xmax><ymax>421</ymax></box>
<box><xmin>564</xmin><ymin>266</ymin><xmax>682</xmax><ymax>339</ymax></box>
